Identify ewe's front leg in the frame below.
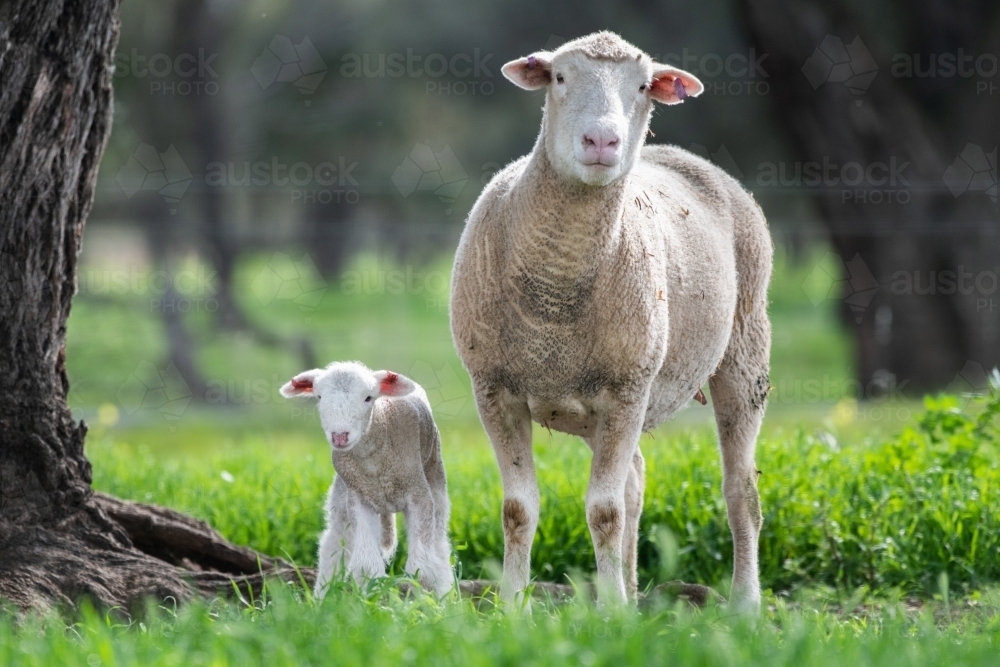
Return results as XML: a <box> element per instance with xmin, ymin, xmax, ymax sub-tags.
<box><xmin>587</xmin><ymin>400</ymin><xmax>646</xmax><ymax>604</ymax></box>
<box><xmin>473</xmin><ymin>381</ymin><xmax>538</xmax><ymax>602</ymax></box>
<box><xmin>347</xmin><ymin>500</ymin><xmax>387</xmax><ymax>586</ymax></box>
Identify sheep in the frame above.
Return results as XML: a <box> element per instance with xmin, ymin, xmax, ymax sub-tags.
<box><xmin>449</xmin><ymin>31</ymin><xmax>772</xmax><ymax>611</ymax></box>
<box><xmin>280</xmin><ymin>362</ymin><xmax>453</xmax><ymax>597</ymax></box>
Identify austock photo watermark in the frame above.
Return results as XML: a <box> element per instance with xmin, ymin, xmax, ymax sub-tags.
<box><xmin>944</xmin><ymin>144</ymin><xmax>998</xmax><ymax>203</ymax></box>
<box><xmin>251</xmin><ymin>253</ymin><xmax>328</xmax><ymax>312</ymax></box>
<box><xmin>803</xmin><ymin>34</ymin><xmax>997</xmax><ymax>97</ymax></box>
<box><xmin>525</xmin><ymin>33</ymin><xmax>773</xmax><ymax>97</ymax></box>
<box><xmin>115</xmin><ymin>143</ymin><xmax>363</xmax><ymax>208</ymax></box>
<box><xmin>252</xmin><ymin>35</ymin><xmax>327</xmax><ymax>104</ymax></box>
<box><xmin>694</xmin><ymin>144</ymin><xmax>914</xmax><ymax>204</ymax></box>
<box><xmin>339</xmin><ymin>47</ymin><xmax>496</xmax><ymax>96</ymax></box>
<box><xmin>803</xmin><ymin>252</ymin><xmax>879</xmax><ymax>322</ymax></box>
<box><xmin>78</xmin><ymin>264</ymin><xmax>220</xmax><ymax>314</ymax></box>
<box><xmin>116</xmin><ymin>360</ymin><xmax>193</xmax><ymax>422</ymax></box>
<box><xmin>654</xmin><ymin>47</ymin><xmax>770</xmax><ymax>96</ymax></box>
<box><xmin>112</xmin><ymin>362</ymin><xmax>469</xmax><ymax>424</ymax></box>
<box><xmin>700</xmin><ymin>141</ymin><xmax>995</xmax><ymax>206</ymax></box>
<box><xmin>803</xmin><ymin>252</ymin><xmax>1000</xmax><ymax>320</ymax></box>
<box><xmin>392</xmin><ymin>143</ymin><xmax>501</xmax><ymax>214</ymax></box>
<box><xmin>756</xmin><ymin>155</ymin><xmax>913</xmax><ymax>204</ymax></box>
<box><xmin>114</xmin><ymin>48</ymin><xmax>220</xmax><ymax>96</ymax></box>
<box><xmin>891</xmin><ymin>49</ymin><xmax>999</xmax><ymax>95</ymax></box>
<box><xmin>889</xmin><ymin>267</ymin><xmax>1000</xmax><ymax>314</ymax></box>
<box><xmin>205</xmin><ymin>156</ymin><xmax>361</xmax><ymax>205</ymax></box>
<box><xmin>115</xmin><ymin>143</ymin><xmax>193</xmax><ymax>214</ymax></box>
<box><xmin>770</xmin><ymin>372</ymin><xmax>913</xmax><ymax>423</ymax></box>
<box><xmin>338</xmin><ymin>264</ymin><xmax>450</xmax><ymax>313</ymax></box>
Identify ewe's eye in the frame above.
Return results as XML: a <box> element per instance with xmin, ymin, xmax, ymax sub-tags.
<box><xmin>555</xmin><ymin>74</ymin><xmax>564</xmax><ymax>84</ymax></box>
<box><xmin>365</xmin><ymin>396</ymin><xmax>372</xmax><ymax>402</ymax></box>
<box><xmin>639</xmin><ymin>83</ymin><xmax>647</xmax><ymax>92</ymax></box>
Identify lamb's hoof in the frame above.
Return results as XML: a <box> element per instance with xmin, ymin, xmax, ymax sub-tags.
<box><xmin>648</xmin><ymin>581</ymin><xmax>724</xmax><ymax>608</ymax></box>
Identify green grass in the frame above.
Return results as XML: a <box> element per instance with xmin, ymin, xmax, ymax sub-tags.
<box><xmin>88</xmin><ymin>391</ymin><xmax>1000</xmax><ymax>597</ymax></box>
<box><xmin>4</xmin><ymin>583</ymin><xmax>1000</xmax><ymax>667</ymax></box>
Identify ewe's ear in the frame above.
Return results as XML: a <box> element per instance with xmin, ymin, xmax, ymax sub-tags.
<box><xmin>280</xmin><ymin>369</ymin><xmax>323</xmax><ymax>398</ymax></box>
<box><xmin>373</xmin><ymin>370</ymin><xmax>416</xmax><ymax>398</ymax></box>
<box><xmin>501</xmin><ymin>51</ymin><xmax>554</xmax><ymax>90</ymax></box>
<box><xmin>649</xmin><ymin>65</ymin><xmax>704</xmax><ymax>105</ymax></box>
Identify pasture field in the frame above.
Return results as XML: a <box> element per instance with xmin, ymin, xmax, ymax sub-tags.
<box><xmin>1</xmin><ymin>248</ymin><xmax>997</xmax><ymax>664</ymax></box>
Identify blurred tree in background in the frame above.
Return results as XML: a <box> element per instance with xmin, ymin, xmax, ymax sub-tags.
<box><xmin>741</xmin><ymin>0</ymin><xmax>1000</xmax><ymax>392</ymax></box>
<box><xmin>88</xmin><ymin>0</ymin><xmax>998</xmax><ymax>399</ymax></box>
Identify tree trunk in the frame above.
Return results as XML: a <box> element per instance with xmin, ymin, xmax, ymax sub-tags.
<box><xmin>0</xmin><ymin>0</ymin><xmax>303</xmax><ymax>613</ymax></box>
<box><xmin>739</xmin><ymin>0</ymin><xmax>1000</xmax><ymax>393</ymax></box>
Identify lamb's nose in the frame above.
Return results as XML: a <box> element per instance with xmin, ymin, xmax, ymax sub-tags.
<box><xmin>332</xmin><ymin>432</ymin><xmax>350</xmax><ymax>446</ymax></box>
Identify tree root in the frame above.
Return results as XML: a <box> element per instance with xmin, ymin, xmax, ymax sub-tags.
<box><xmin>92</xmin><ymin>493</ymin><xmax>287</xmax><ymax>574</ymax></box>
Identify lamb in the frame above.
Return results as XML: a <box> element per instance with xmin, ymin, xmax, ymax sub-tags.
<box><xmin>449</xmin><ymin>31</ymin><xmax>772</xmax><ymax>611</ymax></box>
<box><xmin>280</xmin><ymin>362</ymin><xmax>453</xmax><ymax>597</ymax></box>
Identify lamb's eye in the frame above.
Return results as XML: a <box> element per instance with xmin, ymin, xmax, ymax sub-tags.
<box><xmin>639</xmin><ymin>83</ymin><xmax>647</xmax><ymax>92</ymax></box>
<box><xmin>555</xmin><ymin>74</ymin><xmax>564</xmax><ymax>84</ymax></box>
<box><xmin>364</xmin><ymin>396</ymin><xmax>372</xmax><ymax>402</ymax></box>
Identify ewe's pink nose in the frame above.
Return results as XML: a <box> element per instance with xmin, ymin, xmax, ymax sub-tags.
<box><xmin>581</xmin><ymin>130</ymin><xmax>621</xmax><ymax>165</ymax></box>
<box><xmin>332</xmin><ymin>432</ymin><xmax>350</xmax><ymax>447</ymax></box>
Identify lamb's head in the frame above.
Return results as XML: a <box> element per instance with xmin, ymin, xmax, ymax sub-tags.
<box><xmin>502</xmin><ymin>31</ymin><xmax>703</xmax><ymax>186</ymax></box>
<box><xmin>280</xmin><ymin>361</ymin><xmax>416</xmax><ymax>452</ymax></box>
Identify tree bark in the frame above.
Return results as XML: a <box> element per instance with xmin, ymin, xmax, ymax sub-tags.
<box><xmin>0</xmin><ymin>0</ymin><xmax>296</xmax><ymax>612</ymax></box>
<box><xmin>739</xmin><ymin>0</ymin><xmax>1000</xmax><ymax>393</ymax></box>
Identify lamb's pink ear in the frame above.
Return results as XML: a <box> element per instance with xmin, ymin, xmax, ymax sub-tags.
<box><xmin>279</xmin><ymin>369</ymin><xmax>323</xmax><ymax>398</ymax></box>
<box><xmin>373</xmin><ymin>370</ymin><xmax>416</xmax><ymax>398</ymax></box>
<box><xmin>649</xmin><ymin>65</ymin><xmax>704</xmax><ymax>105</ymax></box>
<box><xmin>501</xmin><ymin>52</ymin><xmax>554</xmax><ymax>90</ymax></box>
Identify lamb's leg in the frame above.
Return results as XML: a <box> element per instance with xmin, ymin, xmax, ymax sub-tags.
<box><xmin>380</xmin><ymin>513</ymin><xmax>398</xmax><ymax>562</ymax></box>
<box><xmin>709</xmin><ymin>312</ymin><xmax>770</xmax><ymax>613</ymax></box>
<box><xmin>403</xmin><ymin>487</ymin><xmax>453</xmax><ymax>594</ymax></box>
<box><xmin>424</xmin><ymin>445</ymin><xmax>453</xmax><ymax>576</ymax></box>
<box><xmin>586</xmin><ymin>401</ymin><xmax>646</xmax><ymax>604</ymax></box>
<box><xmin>315</xmin><ymin>476</ymin><xmax>353</xmax><ymax>598</ymax></box>
<box><xmin>473</xmin><ymin>380</ymin><xmax>537</xmax><ymax>602</ymax></box>
<box><xmin>622</xmin><ymin>449</ymin><xmax>645</xmax><ymax>602</ymax></box>
<box><xmin>347</xmin><ymin>499</ymin><xmax>387</xmax><ymax>585</ymax></box>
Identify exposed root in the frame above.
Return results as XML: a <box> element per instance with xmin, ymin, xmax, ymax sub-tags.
<box><xmin>93</xmin><ymin>493</ymin><xmax>287</xmax><ymax>574</ymax></box>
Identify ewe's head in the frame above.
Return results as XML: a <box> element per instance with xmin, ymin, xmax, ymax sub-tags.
<box><xmin>502</xmin><ymin>31</ymin><xmax>703</xmax><ymax>187</ymax></box>
<box><xmin>280</xmin><ymin>362</ymin><xmax>416</xmax><ymax>452</ymax></box>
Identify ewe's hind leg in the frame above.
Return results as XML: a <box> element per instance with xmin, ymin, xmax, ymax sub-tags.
<box><xmin>709</xmin><ymin>309</ymin><xmax>770</xmax><ymax>613</ymax></box>
<box><xmin>584</xmin><ymin>440</ymin><xmax>645</xmax><ymax>602</ymax></box>
<box><xmin>586</xmin><ymin>400</ymin><xmax>646</xmax><ymax>604</ymax></box>
<box><xmin>315</xmin><ymin>476</ymin><xmax>354</xmax><ymax>598</ymax></box>
<box><xmin>622</xmin><ymin>449</ymin><xmax>645</xmax><ymax>602</ymax></box>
